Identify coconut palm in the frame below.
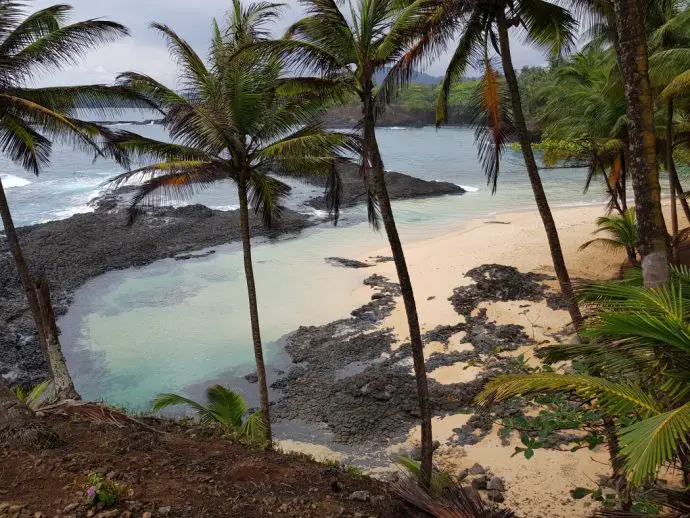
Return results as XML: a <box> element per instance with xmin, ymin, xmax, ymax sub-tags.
<box><xmin>580</xmin><ymin>209</ymin><xmax>638</xmax><ymax>264</ymax></box>
<box><xmin>0</xmin><ymin>1</ymin><xmax>151</xmax><ymax>400</ymax></box>
<box><xmin>649</xmin><ymin>6</ymin><xmax>690</xmax><ymax>261</ymax></box>
<box><xmin>244</xmin><ymin>0</ymin><xmax>439</xmax><ymax>485</ymax></box>
<box><xmin>153</xmin><ymin>385</ymin><xmax>266</xmax><ymax>446</ymax></box>
<box><xmin>538</xmin><ymin>45</ymin><xmax>631</xmax><ymax>216</ymax></box>
<box><xmin>477</xmin><ymin>271</ymin><xmax>690</xmax><ymax>488</ymax></box>
<box><xmin>608</xmin><ymin>0</ymin><xmax>669</xmax><ymax>287</ymax></box>
<box><xmin>385</xmin><ymin>0</ymin><xmax>584</xmax><ymax>328</ymax></box>
<box><xmin>107</xmin><ymin>1</ymin><xmax>357</xmax><ymax>446</ymax></box>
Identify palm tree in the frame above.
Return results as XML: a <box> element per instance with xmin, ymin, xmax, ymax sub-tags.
<box><xmin>649</xmin><ymin>6</ymin><xmax>690</xmax><ymax>261</ymax></box>
<box><xmin>478</xmin><ymin>269</ymin><xmax>690</xmax><ymax>489</ymax></box>
<box><xmin>388</xmin><ymin>0</ymin><xmax>584</xmax><ymax>328</ymax></box>
<box><xmin>538</xmin><ymin>45</ymin><xmax>630</xmax><ymax>216</ymax></box>
<box><xmin>0</xmin><ymin>2</ymin><xmax>149</xmax><ymax>399</ymax></box>
<box><xmin>246</xmin><ymin>0</ymin><xmax>438</xmax><ymax>485</ymax></box>
<box><xmin>579</xmin><ymin>209</ymin><xmax>638</xmax><ymax>264</ymax></box>
<box><xmin>153</xmin><ymin>385</ymin><xmax>266</xmax><ymax>446</ymax></box>
<box><xmin>108</xmin><ymin>1</ymin><xmax>357</xmax><ymax>445</ymax></box>
<box><xmin>609</xmin><ymin>0</ymin><xmax>669</xmax><ymax>287</ymax></box>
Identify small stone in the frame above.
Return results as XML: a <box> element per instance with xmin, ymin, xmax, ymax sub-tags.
<box><xmin>487</xmin><ymin>490</ymin><xmax>505</xmax><ymax>503</ymax></box>
<box><xmin>63</xmin><ymin>504</ymin><xmax>79</xmax><ymax>514</ymax></box>
<box><xmin>106</xmin><ymin>471</ymin><xmax>117</xmax><ymax>480</ymax></box>
<box><xmin>471</xmin><ymin>476</ymin><xmax>488</xmax><ymax>490</ymax></box>
<box><xmin>244</xmin><ymin>373</ymin><xmax>258</xmax><ymax>384</ymax></box>
<box><xmin>157</xmin><ymin>507</ymin><xmax>171</xmax><ymax>516</ymax></box>
<box><xmin>348</xmin><ymin>491</ymin><xmax>370</xmax><ymax>502</ymax></box>
<box><xmin>96</xmin><ymin>510</ymin><xmax>119</xmax><ymax>518</ymax></box>
<box><xmin>487</xmin><ymin>477</ymin><xmax>505</xmax><ymax>492</ymax></box>
<box><xmin>469</xmin><ymin>463</ymin><xmax>485</xmax><ymax>475</ymax></box>
<box><xmin>86</xmin><ymin>511</ymin><xmax>94</xmax><ymax>518</ymax></box>
<box><xmin>142</xmin><ymin>513</ymin><xmax>152</xmax><ymax>518</ymax></box>
<box><xmin>8</xmin><ymin>505</ymin><xmax>25</xmax><ymax>513</ymax></box>
<box><xmin>458</xmin><ymin>468</ymin><xmax>469</xmax><ymax>481</ymax></box>
<box><xmin>34</xmin><ymin>513</ymin><xmax>45</xmax><ymax>518</ymax></box>
<box><xmin>0</xmin><ymin>504</ymin><xmax>10</xmax><ymax>513</ymax></box>
<box><xmin>278</xmin><ymin>504</ymin><xmax>288</xmax><ymax>513</ymax></box>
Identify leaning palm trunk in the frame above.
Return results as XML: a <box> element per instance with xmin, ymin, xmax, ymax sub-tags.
<box><xmin>611</xmin><ymin>0</ymin><xmax>669</xmax><ymax>287</ymax></box>
<box><xmin>496</xmin><ymin>14</ymin><xmax>583</xmax><ymax>329</ymax></box>
<box><xmin>0</xmin><ymin>177</ymin><xmax>78</xmax><ymax>399</ymax></box>
<box><xmin>364</xmin><ymin>108</ymin><xmax>433</xmax><ymax>488</ymax></box>
<box><xmin>35</xmin><ymin>277</ymin><xmax>79</xmax><ymax>399</ymax></box>
<box><xmin>667</xmin><ymin>99</ymin><xmax>679</xmax><ymax>263</ymax></box>
<box><xmin>238</xmin><ymin>176</ymin><xmax>272</xmax><ymax>445</ymax></box>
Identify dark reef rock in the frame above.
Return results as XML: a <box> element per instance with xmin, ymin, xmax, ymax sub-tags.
<box><xmin>307</xmin><ymin>162</ymin><xmax>465</xmax><ymax>210</ymax></box>
<box><xmin>325</xmin><ymin>257</ymin><xmax>373</xmax><ymax>269</ymax></box>
<box><xmin>449</xmin><ymin>264</ymin><xmax>556</xmax><ymax>317</ymax></box>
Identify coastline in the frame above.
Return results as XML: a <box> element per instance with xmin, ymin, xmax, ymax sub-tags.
<box><xmin>274</xmin><ymin>201</ymin><xmax>656</xmax><ymax>518</ymax></box>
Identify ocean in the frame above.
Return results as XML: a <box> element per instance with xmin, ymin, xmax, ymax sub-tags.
<box><xmin>3</xmin><ymin>123</ymin><xmax>608</xmax><ymax>409</ymax></box>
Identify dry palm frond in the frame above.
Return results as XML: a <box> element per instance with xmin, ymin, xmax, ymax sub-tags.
<box><xmin>392</xmin><ymin>476</ymin><xmax>515</xmax><ymax>518</ymax></box>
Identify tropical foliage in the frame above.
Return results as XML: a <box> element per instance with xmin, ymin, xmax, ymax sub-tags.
<box><xmin>153</xmin><ymin>385</ymin><xmax>267</xmax><ymax>446</ymax></box>
<box><xmin>478</xmin><ymin>269</ymin><xmax>690</xmax><ymax>487</ymax></box>
<box><xmin>579</xmin><ymin>209</ymin><xmax>639</xmax><ymax>263</ymax></box>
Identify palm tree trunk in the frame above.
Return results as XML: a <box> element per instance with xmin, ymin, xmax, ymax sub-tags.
<box><xmin>0</xmin><ymin>375</ymin><xmax>58</xmax><ymax>448</ymax></box>
<box><xmin>364</xmin><ymin>105</ymin><xmax>433</xmax><ymax>489</ymax></box>
<box><xmin>35</xmin><ymin>277</ymin><xmax>79</xmax><ymax>399</ymax></box>
<box><xmin>0</xmin><ymin>177</ymin><xmax>51</xmax><ymax>374</ymax></box>
<box><xmin>667</xmin><ymin>99</ymin><xmax>679</xmax><ymax>263</ymax></box>
<box><xmin>237</xmin><ymin>176</ymin><xmax>272</xmax><ymax>445</ymax></box>
<box><xmin>496</xmin><ymin>14</ymin><xmax>583</xmax><ymax>329</ymax></box>
<box><xmin>672</xmin><ymin>170</ymin><xmax>690</xmax><ymax>224</ymax></box>
<box><xmin>619</xmin><ymin>153</ymin><xmax>628</xmax><ymax>212</ymax></box>
<box><xmin>611</xmin><ymin>0</ymin><xmax>669</xmax><ymax>287</ymax></box>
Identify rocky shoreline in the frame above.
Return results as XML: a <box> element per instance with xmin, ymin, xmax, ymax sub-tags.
<box><xmin>0</xmin><ymin>165</ymin><xmax>464</xmax><ymax>386</ymax></box>
<box><xmin>270</xmin><ymin>264</ymin><xmax>565</xmax><ymax>449</ymax></box>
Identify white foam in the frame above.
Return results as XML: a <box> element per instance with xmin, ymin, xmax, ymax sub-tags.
<box><xmin>1</xmin><ymin>174</ymin><xmax>32</xmax><ymax>188</ymax></box>
<box><xmin>458</xmin><ymin>185</ymin><xmax>479</xmax><ymax>192</ymax></box>
<box><xmin>210</xmin><ymin>204</ymin><xmax>239</xmax><ymax>211</ymax></box>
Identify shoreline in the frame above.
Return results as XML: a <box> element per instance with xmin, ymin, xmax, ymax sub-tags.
<box><xmin>0</xmin><ymin>165</ymin><xmax>464</xmax><ymax>386</ymax></box>
<box><xmin>270</xmin><ymin>201</ymin><xmax>678</xmax><ymax>517</ymax></box>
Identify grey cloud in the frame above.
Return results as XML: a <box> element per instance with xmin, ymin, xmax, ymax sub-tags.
<box><xmin>31</xmin><ymin>0</ymin><xmax>548</xmax><ymax>86</ymax></box>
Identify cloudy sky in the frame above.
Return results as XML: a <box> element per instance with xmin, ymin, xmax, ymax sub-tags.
<box><xmin>32</xmin><ymin>0</ymin><xmax>549</xmax><ymax>86</ymax></box>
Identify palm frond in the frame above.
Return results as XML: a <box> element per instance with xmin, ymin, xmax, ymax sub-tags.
<box><xmin>10</xmin><ymin>19</ymin><xmax>127</xmax><ymax>80</ymax></box>
<box><xmin>620</xmin><ymin>402</ymin><xmax>690</xmax><ymax>486</ymax></box>
<box><xmin>241</xmin><ymin>411</ymin><xmax>268</xmax><ymax>446</ymax></box>
<box><xmin>470</xmin><ymin>60</ymin><xmax>515</xmax><ymax>193</ymax></box>
<box><xmin>477</xmin><ymin>373</ymin><xmax>662</xmax><ymax>416</ymax></box>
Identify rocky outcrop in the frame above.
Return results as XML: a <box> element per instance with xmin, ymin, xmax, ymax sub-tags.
<box><xmin>307</xmin><ymin>161</ymin><xmax>465</xmax><ymax>210</ymax></box>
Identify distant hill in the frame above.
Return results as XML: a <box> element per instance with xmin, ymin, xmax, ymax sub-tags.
<box><xmin>374</xmin><ymin>69</ymin><xmax>441</xmax><ymax>85</ymax></box>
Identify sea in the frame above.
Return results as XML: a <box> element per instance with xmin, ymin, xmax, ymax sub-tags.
<box><xmin>1</xmin><ymin>116</ymin><xmax>610</xmax><ymax>412</ymax></box>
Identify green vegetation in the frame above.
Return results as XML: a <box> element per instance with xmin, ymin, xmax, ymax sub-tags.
<box><xmin>12</xmin><ymin>380</ymin><xmax>51</xmax><ymax>410</ymax></box>
<box><xmin>579</xmin><ymin>209</ymin><xmax>639</xmax><ymax>263</ymax></box>
<box><xmin>479</xmin><ymin>268</ymin><xmax>690</xmax><ymax>495</ymax></box>
<box><xmin>153</xmin><ymin>384</ymin><xmax>267</xmax><ymax>447</ymax></box>
<box><xmin>85</xmin><ymin>473</ymin><xmax>121</xmax><ymax>507</ymax></box>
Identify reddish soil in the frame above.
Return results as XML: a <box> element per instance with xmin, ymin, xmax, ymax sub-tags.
<box><xmin>0</xmin><ymin>408</ymin><xmax>423</xmax><ymax>518</ymax></box>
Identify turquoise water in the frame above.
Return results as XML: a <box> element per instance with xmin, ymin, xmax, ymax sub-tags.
<box><xmin>56</xmin><ymin>126</ymin><xmax>608</xmax><ymax>410</ymax></box>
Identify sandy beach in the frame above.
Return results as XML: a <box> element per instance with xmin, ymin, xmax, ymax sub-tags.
<box><xmin>280</xmin><ymin>201</ymin><xmax>680</xmax><ymax>518</ymax></box>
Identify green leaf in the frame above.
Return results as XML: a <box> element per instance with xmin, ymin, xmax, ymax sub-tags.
<box><xmin>570</xmin><ymin>487</ymin><xmax>592</xmax><ymax>499</ymax></box>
